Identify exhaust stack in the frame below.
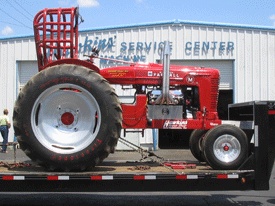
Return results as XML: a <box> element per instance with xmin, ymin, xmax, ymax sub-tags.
<box><xmin>155</xmin><ymin>41</ymin><xmax>177</xmax><ymax>105</ymax></box>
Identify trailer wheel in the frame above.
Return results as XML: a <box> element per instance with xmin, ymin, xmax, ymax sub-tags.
<box><xmin>13</xmin><ymin>64</ymin><xmax>122</xmax><ymax>171</ymax></box>
<box><xmin>202</xmin><ymin>125</ymin><xmax>248</xmax><ymax>170</ymax></box>
<box><xmin>189</xmin><ymin>129</ymin><xmax>207</xmax><ymax>162</ymax></box>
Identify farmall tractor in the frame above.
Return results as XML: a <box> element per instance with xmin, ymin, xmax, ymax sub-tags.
<box><xmin>13</xmin><ymin>7</ymin><xmax>248</xmax><ymax>171</ymax></box>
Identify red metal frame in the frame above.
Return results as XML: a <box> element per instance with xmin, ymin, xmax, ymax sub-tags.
<box><xmin>121</xmin><ymin>95</ymin><xmax>148</xmax><ymax>128</ymax></box>
<box><xmin>34</xmin><ymin>7</ymin><xmax>79</xmax><ymax>71</ymax></box>
<box><xmin>120</xmin><ymin>94</ymin><xmax>221</xmax><ymax>130</ymax></box>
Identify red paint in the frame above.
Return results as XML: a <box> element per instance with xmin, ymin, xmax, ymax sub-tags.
<box><xmin>121</xmin><ymin>95</ymin><xmax>148</xmax><ymax>129</ymax></box>
<box><xmin>134</xmin><ymin>176</ymin><xmax>145</xmax><ymax>180</ymax></box>
<box><xmin>217</xmin><ymin>174</ymin><xmax>228</xmax><ymax>179</ymax></box>
<box><xmin>61</xmin><ymin>112</ymin><xmax>74</xmax><ymax>125</ymax></box>
<box><xmin>91</xmin><ymin>176</ymin><xmax>102</xmax><ymax>180</ymax></box>
<box><xmin>171</xmin><ymin>165</ymin><xmax>186</xmax><ymax>169</ymax></box>
<box><xmin>47</xmin><ymin>176</ymin><xmax>58</xmax><ymax>180</ymax></box>
<box><xmin>2</xmin><ymin>176</ymin><xmax>13</xmax><ymax>180</ymax></box>
<box><xmin>224</xmin><ymin>146</ymin><xmax>229</xmax><ymax>151</ymax></box>
<box><xmin>34</xmin><ymin>8</ymin><xmax>78</xmax><ymax>71</ymax></box>
<box><xmin>61</xmin><ymin>88</ymin><xmax>81</xmax><ymax>93</ymax></box>
<box><xmin>176</xmin><ymin>175</ymin><xmax>187</xmax><ymax>179</ymax></box>
<box><xmin>165</xmin><ymin>162</ymin><xmax>196</xmax><ymax>170</ymax></box>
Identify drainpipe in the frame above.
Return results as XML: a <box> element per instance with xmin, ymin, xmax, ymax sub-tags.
<box><xmin>153</xmin><ymin>129</ymin><xmax>158</xmax><ymax>151</ymax></box>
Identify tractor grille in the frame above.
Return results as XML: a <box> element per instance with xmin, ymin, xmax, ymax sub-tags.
<box><xmin>211</xmin><ymin>78</ymin><xmax>220</xmax><ymax>110</ymax></box>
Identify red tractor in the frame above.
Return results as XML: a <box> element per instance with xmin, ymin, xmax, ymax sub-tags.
<box><xmin>13</xmin><ymin>7</ymin><xmax>248</xmax><ymax>171</ymax></box>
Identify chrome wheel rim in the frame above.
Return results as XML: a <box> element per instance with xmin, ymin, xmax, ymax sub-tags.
<box><xmin>31</xmin><ymin>83</ymin><xmax>101</xmax><ymax>154</ymax></box>
<box><xmin>213</xmin><ymin>135</ymin><xmax>241</xmax><ymax>163</ymax></box>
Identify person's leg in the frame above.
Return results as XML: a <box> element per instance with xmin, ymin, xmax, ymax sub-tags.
<box><xmin>0</xmin><ymin>126</ymin><xmax>4</xmax><ymax>151</ymax></box>
<box><xmin>1</xmin><ymin>127</ymin><xmax>8</xmax><ymax>152</ymax></box>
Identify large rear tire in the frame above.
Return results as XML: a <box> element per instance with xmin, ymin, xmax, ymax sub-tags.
<box><xmin>202</xmin><ymin>124</ymin><xmax>248</xmax><ymax>170</ymax></box>
<box><xmin>13</xmin><ymin>64</ymin><xmax>122</xmax><ymax>171</ymax></box>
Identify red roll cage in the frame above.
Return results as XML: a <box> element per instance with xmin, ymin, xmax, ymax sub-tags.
<box><xmin>33</xmin><ymin>7</ymin><xmax>80</xmax><ymax>71</ymax></box>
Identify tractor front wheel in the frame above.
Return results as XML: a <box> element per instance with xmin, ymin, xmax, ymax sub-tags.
<box><xmin>202</xmin><ymin>125</ymin><xmax>248</xmax><ymax>170</ymax></box>
<box><xmin>189</xmin><ymin>129</ymin><xmax>207</xmax><ymax>162</ymax></box>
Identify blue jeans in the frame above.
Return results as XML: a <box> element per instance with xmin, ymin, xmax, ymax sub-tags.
<box><xmin>0</xmin><ymin>126</ymin><xmax>8</xmax><ymax>152</ymax></box>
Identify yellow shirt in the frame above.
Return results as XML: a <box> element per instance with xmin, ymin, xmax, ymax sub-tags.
<box><xmin>0</xmin><ymin>115</ymin><xmax>9</xmax><ymax>126</ymax></box>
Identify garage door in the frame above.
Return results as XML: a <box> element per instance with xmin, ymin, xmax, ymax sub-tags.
<box><xmin>170</xmin><ymin>60</ymin><xmax>233</xmax><ymax>90</ymax></box>
<box><xmin>18</xmin><ymin>61</ymin><xmax>38</xmax><ymax>90</ymax></box>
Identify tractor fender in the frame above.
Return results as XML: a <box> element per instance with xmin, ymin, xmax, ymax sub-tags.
<box><xmin>41</xmin><ymin>59</ymin><xmax>100</xmax><ymax>73</ymax></box>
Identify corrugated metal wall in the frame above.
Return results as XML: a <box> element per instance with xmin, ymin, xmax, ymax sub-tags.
<box><xmin>0</xmin><ymin>37</ymin><xmax>36</xmax><ymax>141</ymax></box>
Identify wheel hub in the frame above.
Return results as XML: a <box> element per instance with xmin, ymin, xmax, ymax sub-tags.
<box><xmin>58</xmin><ymin>109</ymin><xmax>78</xmax><ymax>129</ymax></box>
<box><xmin>61</xmin><ymin>112</ymin><xmax>74</xmax><ymax>125</ymax></box>
<box><xmin>213</xmin><ymin>134</ymin><xmax>241</xmax><ymax>163</ymax></box>
<box><xmin>223</xmin><ymin>145</ymin><xmax>229</xmax><ymax>151</ymax></box>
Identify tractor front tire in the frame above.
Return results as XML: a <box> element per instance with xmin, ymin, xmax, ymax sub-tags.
<box><xmin>189</xmin><ymin>129</ymin><xmax>207</xmax><ymax>162</ymax></box>
<box><xmin>13</xmin><ymin>64</ymin><xmax>122</xmax><ymax>171</ymax></box>
<box><xmin>202</xmin><ymin>125</ymin><xmax>248</xmax><ymax>170</ymax></box>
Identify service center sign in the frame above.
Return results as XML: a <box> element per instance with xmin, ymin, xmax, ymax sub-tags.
<box><xmin>78</xmin><ymin>35</ymin><xmax>235</xmax><ymax>64</ymax></box>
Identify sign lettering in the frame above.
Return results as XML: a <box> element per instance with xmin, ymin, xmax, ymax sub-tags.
<box><xmin>75</xmin><ymin>35</ymin><xmax>235</xmax><ymax>65</ymax></box>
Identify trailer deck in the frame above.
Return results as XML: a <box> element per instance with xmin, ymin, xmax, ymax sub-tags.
<box><xmin>0</xmin><ymin>148</ymin><xmax>255</xmax><ymax>193</ymax></box>
<box><xmin>0</xmin><ymin>159</ymin><xmax>249</xmax><ymax>175</ymax></box>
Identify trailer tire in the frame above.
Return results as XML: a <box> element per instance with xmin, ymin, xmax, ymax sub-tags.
<box><xmin>189</xmin><ymin>129</ymin><xmax>207</xmax><ymax>162</ymax></box>
<box><xmin>13</xmin><ymin>64</ymin><xmax>122</xmax><ymax>171</ymax></box>
<box><xmin>202</xmin><ymin>124</ymin><xmax>248</xmax><ymax>170</ymax></box>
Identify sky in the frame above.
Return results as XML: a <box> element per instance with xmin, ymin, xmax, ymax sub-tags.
<box><xmin>0</xmin><ymin>0</ymin><xmax>275</xmax><ymax>39</ymax></box>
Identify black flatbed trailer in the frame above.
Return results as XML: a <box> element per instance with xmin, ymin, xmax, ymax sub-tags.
<box><xmin>0</xmin><ymin>101</ymin><xmax>274</xmax><ymax>192</ymax></box>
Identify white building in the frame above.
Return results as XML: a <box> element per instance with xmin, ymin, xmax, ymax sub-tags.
<box><xmin>0</xmin><ymin>19</ymin><xmax>275</xmax><ymax>149</ymax></box>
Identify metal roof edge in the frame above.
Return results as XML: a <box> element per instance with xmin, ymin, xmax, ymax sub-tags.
<box><xmin>177</xmin><ymin>20</ymin><xmax>275</xmax><ymax>31</ymax></box>
<box><xmin>80</xmin><ymin>19</ymin><xmax>275</xmax><ymax>33</ymax></box>
<box><xmin>0</xmin><ymin>34</ymin><xmax>34</xmax><ymax>41</ymax></box>
<box><xmin>1</xmin><ymin>19</ymin><xmax>275</xmax><ymax>40</ymax></box>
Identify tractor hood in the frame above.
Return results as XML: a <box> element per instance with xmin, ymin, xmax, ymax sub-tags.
<box><xmin>100</xmin><ymin>63</ymin><xmax>220</xmax><ymax>86</ymax></box>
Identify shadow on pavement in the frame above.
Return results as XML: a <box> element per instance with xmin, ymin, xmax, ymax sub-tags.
<box><xmin>0</xmin><ymin>193</ymin><xmax>273</xmax><ymax>206</ymax></box>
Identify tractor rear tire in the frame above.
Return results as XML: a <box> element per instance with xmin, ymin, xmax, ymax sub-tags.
<box><xmin>189</xmin><ymin>129</ymin><xmax>207</xmax><ymax>162</ymax></box>
<box><xmin>202</xmin><ymin>124</ymin><xmax>248</xmax><ymax>170</ymax></box>
<box><xmin>13</xmin><ymin>64</ymin><xmax>122</xmax><ymax>171</ymax></box>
